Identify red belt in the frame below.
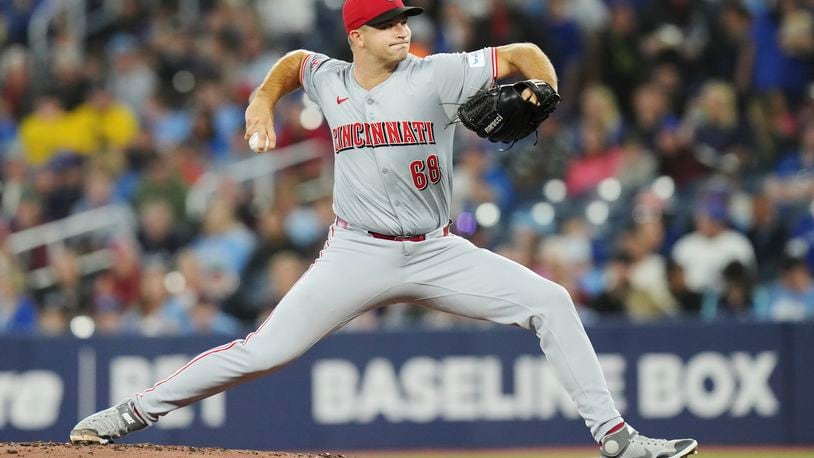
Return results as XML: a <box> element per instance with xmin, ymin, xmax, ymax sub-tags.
<box><xmin>335</xmin><ymin>217</ymin><xmax>449</xmax><ymax>242</ymax></box>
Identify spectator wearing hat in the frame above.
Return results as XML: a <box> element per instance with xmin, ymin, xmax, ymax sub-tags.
<box><xmin>672</xmin><ymin>198</ymin><xmax>757</xmax><ymax>294</ymax></box>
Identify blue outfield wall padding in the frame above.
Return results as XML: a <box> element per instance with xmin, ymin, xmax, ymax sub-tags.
<box><xmin>791</xmin><ymin>322</ymin><xmax>814</xmax><ymax>443</ymax></box>
<box><xmin>0</xmin><ymin>321</ymin><xmax>811</xmax><ymax>450</ymax></box>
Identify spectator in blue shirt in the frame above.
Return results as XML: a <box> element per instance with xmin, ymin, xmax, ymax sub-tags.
<box><xmin>761</xmin><ymin>256</ymin><xmax>814</xmax><ymax>321</ymax></box>
<box><xmin>751</xmin><ymin>3</ymin><xmax>814</xmax><ymax>100</ymax></box>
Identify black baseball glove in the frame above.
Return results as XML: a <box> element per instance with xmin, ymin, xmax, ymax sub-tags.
<box><xmin>456</xmin><ymin>80</ymin><xmax>560</xmax><ymax>144</ymax></box>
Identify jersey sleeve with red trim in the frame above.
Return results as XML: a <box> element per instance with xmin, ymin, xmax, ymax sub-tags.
<box><xmin>427</xmin><ymin>47</ymin><xmax>498</xmax><ymax>120</ymax></box>
<box><xmin>299</xmin><ymin>52</ymin><xmax>343</xmax><ymax>107</ymax></box>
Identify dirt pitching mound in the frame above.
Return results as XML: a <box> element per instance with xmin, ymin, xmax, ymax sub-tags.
<box><xmin>0</xmin><ymin>442</ymin><xmax>347</xmax><ymax>458</ymax></box>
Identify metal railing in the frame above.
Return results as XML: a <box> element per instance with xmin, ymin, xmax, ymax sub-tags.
<box><xmin>5</xmin><ymin>205</ymin><xmax>136</xmax><ymax>290</ymax></box>
<box><xmin>28</xmin><ymin>0</ymin><xmax>84</xmax><ymax>90</ymax></box>
<box><xmin>3</xmin><ymin>139</ymin><xmax>332</xmax><ymax>290</ymax></box>
<box><xmin>27</xmin><ymin>0</ymin><xmax>202</xmax><ymax>90</ymax></box>
<box><xmin>185</xmin><ymin>139</ymin><xmax>331</xmax><ymax>219</ymax></box>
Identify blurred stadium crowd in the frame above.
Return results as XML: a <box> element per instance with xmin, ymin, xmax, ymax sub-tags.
<box><xmin>1</xmin><ymin>0</ymin><xmax>814</xmax><ymax>337</ymax></box>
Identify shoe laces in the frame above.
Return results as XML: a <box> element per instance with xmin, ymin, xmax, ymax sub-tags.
<box><xmin>631</xmin><ymin>433</ymin><xmax>670</xmax><ymax>449</ymax></box>
<box><xmin>81</xmin><ymin>407</ymin><xmax>127</xmax><ymax>437</ymax></box>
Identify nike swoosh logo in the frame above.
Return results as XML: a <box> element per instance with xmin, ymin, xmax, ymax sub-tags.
<box><xmin>336</xmin><ymin>96</ymin><xmax>349</xmax><ymax>104</ymax></box>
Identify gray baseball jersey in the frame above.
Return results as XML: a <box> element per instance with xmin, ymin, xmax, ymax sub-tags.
<box><xmin>129</xmin><ymin>49</ymin><xmax>623</xmax><ymax>443</ymax></box>
<box><xmin>300</xmin><ymin>48</ymin><xmax>498</xmax><ymax>236</ymax></box>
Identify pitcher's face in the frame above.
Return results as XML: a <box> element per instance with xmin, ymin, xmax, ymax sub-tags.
<box><xmin>359</xmin><ymin>14</ymin><xmax>411</xmax><ymax>63</ymax></box>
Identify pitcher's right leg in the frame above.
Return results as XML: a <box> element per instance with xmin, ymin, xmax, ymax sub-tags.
<box><xmin>71</xmin><ymin>226</ymin><xmax>400</xmax><ymax>443</ymax></box>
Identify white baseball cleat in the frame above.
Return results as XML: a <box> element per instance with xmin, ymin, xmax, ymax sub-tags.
<box><xmin>69</xmin><ymin>399</ymin><xmax>148</xmax><ymax>444</ymax></box>
<box><xmin>600</xmin><ymin>424</ymin><xmax>698</xmax><ymax>458</ymax></box>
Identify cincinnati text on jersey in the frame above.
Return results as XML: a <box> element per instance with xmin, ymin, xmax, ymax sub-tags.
<box><xmin>332</xmin><ymin>121</ymin><xmax>436</xmax><ymax>154</ymax></box>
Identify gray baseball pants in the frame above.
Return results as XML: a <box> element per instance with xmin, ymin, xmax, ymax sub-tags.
<box><xmin>133</xmin><ymin>222</ymin><xmax>622</xmax><ymax>441</ymax></box>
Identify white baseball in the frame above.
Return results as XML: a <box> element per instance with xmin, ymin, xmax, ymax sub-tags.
<box><xmin>249</xmin><ymin>132</ymin><xmax>270</xmax><ymax>152</ymax></box>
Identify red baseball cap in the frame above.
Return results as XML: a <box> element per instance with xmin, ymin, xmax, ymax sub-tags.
<box><xmin>343</xmin><ymin>0</ymin><xmax>423</xmax><ymax>34</ymax></box>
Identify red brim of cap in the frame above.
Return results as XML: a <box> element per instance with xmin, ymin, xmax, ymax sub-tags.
<box><xmin>365</xmin><ymin>6</ymin><xmax>423</xmax><ymax>27</ymax></box>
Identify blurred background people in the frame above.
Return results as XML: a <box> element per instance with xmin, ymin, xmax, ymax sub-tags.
<box><xmin>0</xmin><ymin>0</ymin><xmax>813</xmax><ymax>337</ymax></box>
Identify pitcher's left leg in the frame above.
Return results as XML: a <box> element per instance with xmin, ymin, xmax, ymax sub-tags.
<box><xmin>407</xmin><ymin>235</ymin><xmax>620</xmax><ymax>441</ymax></box>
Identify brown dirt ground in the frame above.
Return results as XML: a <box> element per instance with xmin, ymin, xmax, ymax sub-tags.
<box><xmin>0</xmin><ymin>442</ymin><xmax>346</xmax><ymax>458</ymax></box>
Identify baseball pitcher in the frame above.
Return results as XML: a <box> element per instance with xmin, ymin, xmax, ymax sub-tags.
<box><xmin>71</xmin><ymin>1</ymin><xmax>697</xmax><ymax>457</ymax></box>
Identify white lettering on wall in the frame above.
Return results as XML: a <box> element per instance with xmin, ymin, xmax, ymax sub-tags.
<box><xmin>109</xmin><ymin>355</ymin><xmax>225</xmax><ymax>429</ymax></box>
<box><xmin>0</xmin><ymin>371</ymin><xmax>63</xmax><ymax>430</ymax></box>
<box><xmin>312</xmin><ymin>351</ymin><xmax>778</xmax><ymax>425</ymax></box>
<box><xmin>311</xmin><ymin>355</ymin><xmax>625</xmax><ymax>424</ymax></box>
<box><xmin>638</xmin><ymin>351</ymin><xmax>778</xmax><ymax>419</ymax></box>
